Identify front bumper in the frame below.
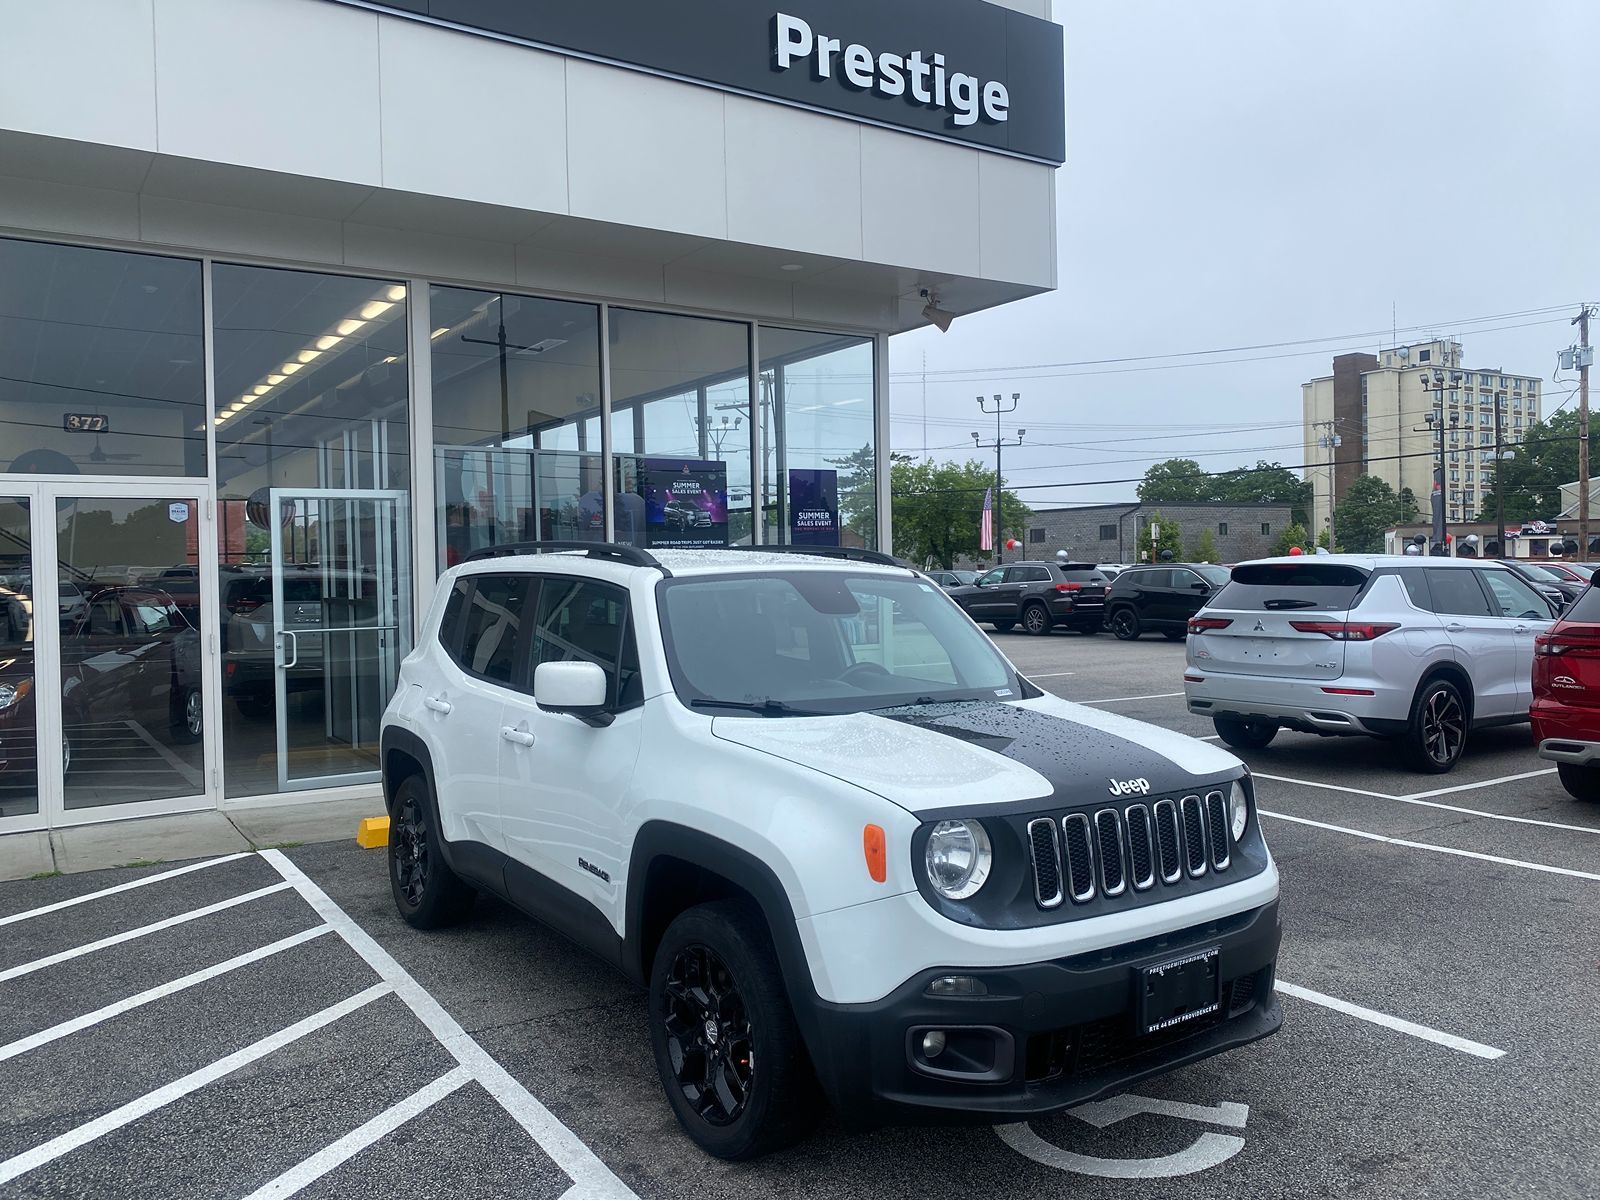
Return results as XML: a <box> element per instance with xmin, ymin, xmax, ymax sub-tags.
<box><xmin>803</xmin><ymin>900</ymin><xmax>1281</xmax><ymax>1127</ymax></box>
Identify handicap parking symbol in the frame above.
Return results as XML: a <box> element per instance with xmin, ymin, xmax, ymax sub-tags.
<box><xmin>996</xmin><ymin>1093</ymin><xmax>1250</xmax><ymax>1179</ymax></box>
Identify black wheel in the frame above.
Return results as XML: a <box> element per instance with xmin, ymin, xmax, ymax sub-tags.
<box><xmin>650</xmin><ymin>900</ymin><xmax>819</xmax><ymax>1160</ymax></box>
<box><xmin>1404</xmin><ymin>678</ymin><xmax>1467</xmax><ymax>773</ymax></box>
<box><xmin>388</xmin><ymin>775</ymin><xmax>474</xmax><ymax>928</ymax></box>
<box><xmin>1021</xmin><ymin>603</ymin><xmax>1053</xmax><ymax>636</ymax></box>
<box><xmin>1163</xmin><ymin>630</ymin><xmax>1185</xmax><ymax>642</ymax></box>
<box><xmin>1110</xmin><ymin>607</ymin><xmax>1141</xmax><ymax>640</ymax></box>
<box><xmin>234</xmin><ymin>693</ymin><xmax>273</xmax><ymax>720</ymax></box>
<box><xmin>1213</xmin><ymin>715</ymin><xmax>1279</xmax><ymax>750</ymax></box>
<box><xmin>1557</xmin><ymin>762</ymin><xmax>1600</xmax><ymax>802</ymax></box>
<box><xmin>990</xmin><ymin>620</ymin><xmax>1015</xmax><ymax>633</ymax></box>
<box><xmin>171</xmin><ymin>686</ymin><xmax>203</xmax><ymax>744</ymax></box>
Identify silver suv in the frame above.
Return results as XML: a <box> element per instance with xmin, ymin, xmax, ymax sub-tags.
<box><xmin>1184</xmin><ymin>556</ymin><xmax>1559</xmax><ymax>772</ymax></box>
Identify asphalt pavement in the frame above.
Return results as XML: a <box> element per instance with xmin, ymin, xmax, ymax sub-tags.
<box><xmin>0</xmin><ymin>629</ymin><xmax>1595</xmax><ymax>1198</ymax></box>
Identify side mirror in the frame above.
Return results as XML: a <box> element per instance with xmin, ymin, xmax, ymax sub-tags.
<box><xmin>534</xmin><ymin>660</ymin><xmax>613</xmax><ymax>727</ymax></box>
<box><xmin>1192</xmin><ymin>581</ymin><xmax>1210</xmax><ymax>591</ymax></box>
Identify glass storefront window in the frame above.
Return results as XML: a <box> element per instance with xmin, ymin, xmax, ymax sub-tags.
<box><xmin>0</xmin><ymin>237</ymin><xmax>205</xmax><ymax>478</ymax></box>
<box><xmin>758</xmin><ymin>330</ymin><xmax>876</xmax><ymax>548</ymax></box>
<box><xmin>211</xmin><ymin>265</ymin><xmax>412</xmax><ymax>798</ymax></box>
<box><xmin>609</xmin><ymin>309</ymin><xmax>753</xmax><ymax>547</ymax></box>
<box><xmin>431</xmin><ymin>287</ymin><xmax>603</xmax><ymax>566</ymax></box>
<box><xmin>0</xmin><ymin>498</ymin><xmax>39</xmax><ymax>819</ymax></box>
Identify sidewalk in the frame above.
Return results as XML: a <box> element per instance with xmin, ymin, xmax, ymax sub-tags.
<box><xmin>0</xmin><ymin>797</ymin><xmax>383</xmax><ymax>882</ymax></box>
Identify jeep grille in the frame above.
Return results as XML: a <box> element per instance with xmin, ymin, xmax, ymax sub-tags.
<box><xmin>1028</xmin><ymin>791</ymin><xmax>1233</xmax><ymax>907</ymax></box>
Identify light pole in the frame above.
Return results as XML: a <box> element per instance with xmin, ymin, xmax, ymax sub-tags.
<box><xmin>1411</xmin><ymin>369</ymin><xmax>1459</xmax><ymax>552</ymax></box>
<box><xmin>974</xmin><ymin>392</ymin><xmax>1023</xmax><ymax>563</ymax></box>
<box><xmin>1490</xmin><ymin>390</ymin><xmax>1515</xmax><ymax>558</ymax></box>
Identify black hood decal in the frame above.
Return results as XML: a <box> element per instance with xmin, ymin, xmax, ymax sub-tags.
<box><xmin>877</xmin><ymin>701</ymin><xmax>1235</xmax><ymax>817</ymax></box>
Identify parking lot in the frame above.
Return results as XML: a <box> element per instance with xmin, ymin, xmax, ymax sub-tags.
<box><xmin>1</xmin><ymin>632</ymin><xmax>1596</xmax><ymax>1199</ymax></box>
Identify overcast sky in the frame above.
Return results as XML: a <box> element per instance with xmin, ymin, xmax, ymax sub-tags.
<box><xmin>887</xmin><ymin>0</ymin><xmax>1599</xmax><ymax>508</ymax></box>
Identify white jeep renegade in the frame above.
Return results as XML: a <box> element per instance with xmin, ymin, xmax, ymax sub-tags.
<box><xmin>379</xmin><ymin>542</ymin><xmax>1282</xmax><ymax>1159</ymax></box>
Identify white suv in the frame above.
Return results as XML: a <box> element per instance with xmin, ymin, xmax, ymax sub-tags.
<box><xmin>380</xmin><ymin>542</ymin><xmax>1282</xmax><ymax>1159</ymax></box>
<box><xmin>1185</xmin><ymin>556</ymin><xmax>1559</xmax><ymax>772</ymax></box>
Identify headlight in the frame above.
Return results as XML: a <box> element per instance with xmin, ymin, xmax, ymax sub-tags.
<box><xmin>1229</xmin><ymin>779</ymin><xmax>1249</xmax><ymax>840</ymax></box>
<box><xmin>924</xmin><ymin>819</ymin><xmax>992</xmax><ymax>900</ymax></box>
<box><xmin>0</xmin><ymin>680</ymin><xmax>29</xmax><ymax>711</ymax></box>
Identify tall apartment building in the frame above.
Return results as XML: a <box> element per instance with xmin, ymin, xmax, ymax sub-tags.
<box><xmin>1301</xmin><ymin>340</ymin><xmax>1542</xmax><ymax>537</ymax></box>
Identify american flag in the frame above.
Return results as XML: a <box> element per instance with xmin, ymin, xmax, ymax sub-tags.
<box><xmin>980</xmin><ymin>486</ymin><xmax>994</xmax><ymax>550</ymax></box>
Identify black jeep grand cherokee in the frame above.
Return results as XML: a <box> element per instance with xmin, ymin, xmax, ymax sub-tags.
<box><xmin>948</xmin><ymin>561</ymin><xmax>1109</xmax><ymax>635</ymax></box>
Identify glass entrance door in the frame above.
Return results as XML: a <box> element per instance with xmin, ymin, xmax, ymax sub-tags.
<box><xmin>0</xmin><ymin>485</ymin><xmax>219</xmax><ymax>830</ymax></box>
<box><xmin>270</xmin><ymin>490</ymin><xmax>410</xmax><ymax>791</ymax></box>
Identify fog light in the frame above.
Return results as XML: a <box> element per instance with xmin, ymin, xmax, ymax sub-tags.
<box><xmin>921</xmin><ymin>1031</ymin><xmax>947</xmax><ymax>1059</ymax></box>
<box><xmin>926</xmin><ymin>975</ymin><xmax>987</xmax><ymax>997</ymax></box>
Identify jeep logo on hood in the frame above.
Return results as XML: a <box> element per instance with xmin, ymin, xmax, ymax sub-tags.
<box><xmin>1109</xmin><ymin>777</ymin><xmax>1152</xmax><ymax>797</ymax></box>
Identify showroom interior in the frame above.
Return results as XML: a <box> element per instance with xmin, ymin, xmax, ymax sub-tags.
<box><xmin>0</xmin><ymin>0</ymin><xmax>1062</xmax><ymax>831</ymax></box>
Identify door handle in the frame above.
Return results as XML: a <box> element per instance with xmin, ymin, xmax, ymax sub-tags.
<box><xmin>501</xmin><ymin>726</ymin><xmax>536</xmax><ymax>747</ymax></box>
<box><xmin>1445</xmin><ymin>622</ymin><xmax>1466</xmax><ymax>633</ymax></box>
<box><xmin>278</xmin><ymin>630</ymin><xmax>298</xmax><ymax>669</ymax></box>
<box><xmin>1513</xmin><ymin>624</ymin><xmax>1529</xmax><ymax>634</ymax></box>
<box><xmin>424</xmin><ymin>695</ymin><xmax>452</xmax><ymax>714</ymax></box>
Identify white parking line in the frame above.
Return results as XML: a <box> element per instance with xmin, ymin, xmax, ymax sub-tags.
<box><xmin>260</xmin><ymin>850</ymin><xmax>639</xmax><ymax>1200</ymax></box>
<box><xmin>0</xmin><ymin>926</ymin><xmax>333</xmax><ymax>1064</ymax></box>
<box><xmin>240</xmin><ymin>1066</ymin><xmax>472</xmax><ymax>1200</ymax></box>
<box><xmin>1080</xmin><ymin>692</ymin><xmax>1187</xmax><ymax>705</ymax></box>
<box><xmin>0</xmin><ymin>983</ymin><xmax>392</xmax><ymax>1188</ymax></box>
<box><xmin>0</xmin><ymin>852</ymin><xmax>254</xmax><ymax>928</ymax></box>
<box><xmin>1026</xmin><ymin>671</ymin><xmax>1077</xmax><ymax>679</ymax></box>
<box><xmin>0</xmin><ymin>881</ymin><xmax>292</xmax><ymax>982</ymax></box>
<box><xmin>1255</xmin><ymin>772</ymin><xmax>1600</xmax><ymax>836</ymax></box>
<box><xmin>1276</xmin><ymin>981</ymin><xmax>1505</xmax><ymax>1060</ymax></box>
<box><xmin>1259</xmin><ymin>809</ymin><xmax>1600</xmax><ymax>883</ymax></box>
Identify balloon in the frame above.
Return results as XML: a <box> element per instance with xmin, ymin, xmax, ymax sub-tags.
<box><xmin>1005</xmin><ymin>537</ymin><xmax>1019</xmax><ymax>550</ymax></box>
<box><xmin>1288</xmin><ymin>546</ymin><xmax>1305</xmax><ymax>556</ymax></box>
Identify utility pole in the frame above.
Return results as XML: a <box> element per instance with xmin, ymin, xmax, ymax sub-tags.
<box><xmin>1314</xmin><ymin>419</ymin><xmax>1342</xmax><ymax>550</ymax></box>
<box><xmin>1411</xmin><ymin>370</ymin><xmax>1453</xmax><ymax>552</ymax></box>
<box><xmin>1493</xmin><ymin>390</ymin><xmax>1507</xmax><ymax>560</ymax></box>
<box><xmin>974</xmin><ymin>393</ymin><xmax>1024</xmax><ymax>564</ymax></box>
<box><xmin>1578</xmin><ymin>306</ymin><xmax>1594</xmax><ymax>562</ymax></box>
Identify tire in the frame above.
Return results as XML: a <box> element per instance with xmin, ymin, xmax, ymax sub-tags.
<box><xmin>650</xmin><ymin>900</ymin><xmax>820</xmax><ymax>1160</ymax></box>
<box><xmin>1163</xmin><ymin>630</ymin><xmax>1185</xmax><ymax>642</ymax></box>
<box><xmin>388</xmin><ymin>774</ymin><xmax>475</xmax><ymax>928</ymax></box>
<box><xmin>1404</xmin><ymin>677</ymin><xmax>1468</xmax><ymax>773</ymax></box>
<box><xmin>1213</xmin><ymin>715</ymin><xmax>1279</xmax><ymax>750</ymax></box>
<box><xmin>170</xmin><ymin>686</ymin><xmax>203</xmax><ymax>744</ymax></box>
<box><xmin>1021</xmin><ymin>603</ymin><xmax>1053</xmax><ymax>636</ymax></box>
<box><xmin>1110</xmin><ymin>607</ymin><xmax>1142</xmax><ymax>640</ymax></box>
<box><xmin>990</xmin><ymin>620</ymin><xmax>1015</xmax><ymax>633</ymax></box>
<box><xmin>1557</xmin><ymin>762</ymin><xmax>1600</xmax><ymax>802</ymax></box>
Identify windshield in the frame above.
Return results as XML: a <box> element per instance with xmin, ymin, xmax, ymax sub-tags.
<box><xmin>1195</xmin><ymin>565</ymin><xmax>1231</xmax><ymax>585</ymax></box>
<box><xmin>658</xmin><ymin>571</ymin><xmax>1021</xmax><ymax>715</ymax></box>
<box><xmin>1519</xmin><ymin>564</ymin><xmax>1562</xmax><ymax>582</ymax></box>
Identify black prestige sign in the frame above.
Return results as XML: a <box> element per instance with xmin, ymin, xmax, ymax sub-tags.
<box><xmin>332</xmin><ymin>0</ymin><xmax>1065</xmax><ymax>165</ymax></box>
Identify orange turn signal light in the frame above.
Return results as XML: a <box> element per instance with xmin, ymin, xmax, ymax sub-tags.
<box><xmin>863</xmin><ymin>824</ymin><xmax>887</xmax><ymax>883</ymax></box>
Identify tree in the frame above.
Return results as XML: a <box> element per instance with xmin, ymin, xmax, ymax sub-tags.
<box><xmin>1138</xmin><ymin>458</ymin><xmax>1313</xmax><ymax>525</ymax></box>
<box><xmin>828</xmin><ymin>444</ymin><xmax>908</xmax><ymax>547</ymax></box>
<box><xmin>1137</xmin><ymin>459</ymin><xmax>1208</xmax><ymax>503</ymax></box>
<box><xmin>1274</xmin><ymin>522</ymin><xmax>1310</xmax><ymax>556</ymax></box>
<box><xmin>1140</xmin><ymin>510</ymin><xmax>1183</xmax><ymax>560</ymax></box>
<box><xmin>1189</xmin><ymin>528</ymin><xmax>1219</xmax><ymax>562</ymax></box>
<box><xmin>1474</xmin><ymin>410</ymin><xmax>1581</xmax><ymax>525</ymax></box>
<box><xmin>1331</xmin><ymin>474</ymin><xmax>1418</xmax><ymax>554</ymax></box>
<box><xmin>890</xmin><ymin>459</ymin><xmax>1030</xmax><ymax>569</ymax></box>
<box><xmin>1212</xmin><ymin>461</ymin><xmax>1315</xmax><ymax>526</ymax></box>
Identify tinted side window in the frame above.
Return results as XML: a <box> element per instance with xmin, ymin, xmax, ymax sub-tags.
<box><xmin>1425</xmin><ymin>569</ymin><xmax>1492</xmax><ymax>617</ymax></box>
<box><xmin>1133</xmin><ymin>569</ymin><xmax>1171</xmax><ymax>589</ymax></box>
<box><xmin>1056</xmin><ymin>569</ymin><xmax>1108</xmax><ymax>584</ymax></box>
<box><xmin>1479</xmin><ymin>570</ymin><xmax>1550</xmax><ymax>620</ymax></box>
<box><xmin>977</xmin><ymin>568</ymin><xmax>1004</xmax><ymax>586</ymax></box>
<box><xmin>1172</xmin><ymin>570</ymin><xmax>1205</xmax><ymax>590</ymax></box>
<box><xmin>458</xmin><ymin>574</ymin><xmax>529</xmax><ymax>685</ymax></box>
<box><xmin>1019</xmin><ymin>566</ymin><xmax>1052</xmax><ymax>583</ymax></box>
<box><xmin>1565</xmin><ymin>584</ymin><xmax>1600</xmax><ymax>622</ymax></box>
<box><xmin>437</xmin><ymin>577</ymin><xmax>470</xmax><ymax>659</ymax></box>
<box><xmin>531</xmin><ymin>577</ymin><xmax>638</xmax><ymax>708</ymax></box>
<box><xmin>1399</xmin><ymin>571</ymin><xmax>1432</xmax><ymax>611</ymax></box>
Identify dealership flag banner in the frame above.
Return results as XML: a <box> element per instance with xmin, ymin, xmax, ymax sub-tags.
<box><xmin>980</xmin><ymin>487</ymin><xmax>994</xmax><ymax>551</ymax></box>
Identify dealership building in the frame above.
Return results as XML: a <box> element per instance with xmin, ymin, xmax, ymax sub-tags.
<box><xmin>0</xmin><ymin>0</ymin><xmax>1062</xmax><ymax>834</ymax></box>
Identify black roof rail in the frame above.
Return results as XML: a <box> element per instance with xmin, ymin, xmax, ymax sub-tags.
<box><xmin>461</xmin><ymin>541</ymin><xmax>670</xmax><ymax>575</ymax></box>
<box><xmin>726</xmin><ymin>544</ymin><xmax>908</xmax><ymax>569</ymax></box>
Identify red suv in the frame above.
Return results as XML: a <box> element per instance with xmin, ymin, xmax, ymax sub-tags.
<box><xmin>1531</xmin><ymin>583</ymin><xmax>1600</xmax><ymax>801</ymax></box>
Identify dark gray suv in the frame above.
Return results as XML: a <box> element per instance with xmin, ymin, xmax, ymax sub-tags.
<box><xmin>948</xmin><ymin>561</ymin><xmax>1109</xmax><ymax>634</ymax></box>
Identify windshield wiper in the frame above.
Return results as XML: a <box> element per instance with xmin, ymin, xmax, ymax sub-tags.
<box><xmin>689</xmin><ymin>698</ymin><xmax>824</xmax><ymax>717</ymax></box>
